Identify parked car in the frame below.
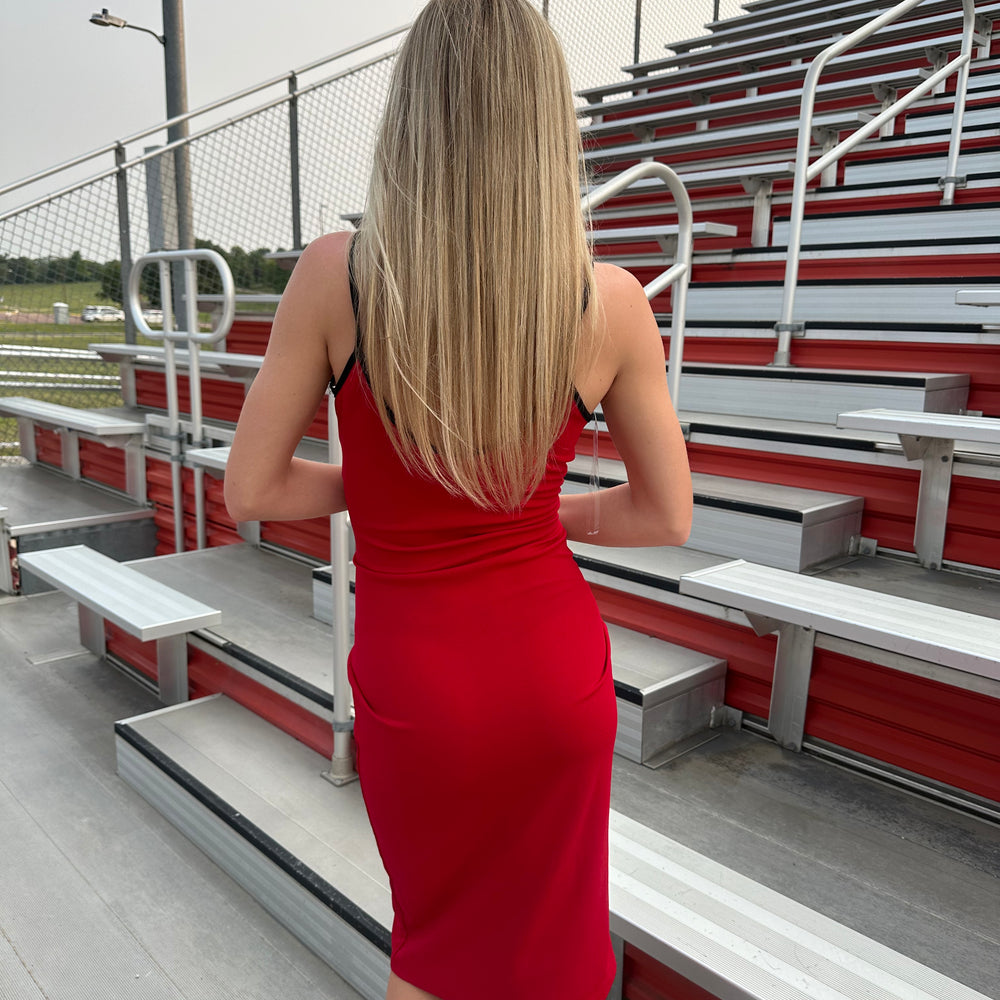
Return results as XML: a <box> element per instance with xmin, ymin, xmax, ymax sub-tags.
<box><xmin>81</xmin><ymin>305</ymin><xmax>126</xmax><ymax>323</ymax></box>
<box><xmin>142</xmin><ymin>309</ymin><xmax>164</xmax><ymax>326</ymax></box>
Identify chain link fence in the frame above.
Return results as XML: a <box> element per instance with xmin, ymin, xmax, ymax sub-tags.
<box><xmin>0</xmin><ymin>0</ymin><xmax>739</xmax><ymax>455</ymax></box>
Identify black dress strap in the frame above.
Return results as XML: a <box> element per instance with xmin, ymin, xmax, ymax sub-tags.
<box><xmin>330</xmin><ymin>236</ymin><xmax>360</xmax><ymax>395</ymax></box>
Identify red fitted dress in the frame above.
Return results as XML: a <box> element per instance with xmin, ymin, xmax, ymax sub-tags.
<box><xmin>333</xmin><ymin>273</ymin><xmax>618</xmax><ymax>1000</ymax></box>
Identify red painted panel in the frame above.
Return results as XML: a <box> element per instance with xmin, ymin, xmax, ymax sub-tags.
<box><xmin>34</xmin><ymin>426</ymin><xmax>62</xmax><ymax>467</ymax></box>
<box><xmin>808</xmin><ymin>648</ymin><xmax>1000</xmax><ymax>802</ymax></box>
<box><xmin>624</xmin><ymin>942</ymin><xmax>720</xmax><ymax>1000</ymax></box>
<box><xmin>79</xmin><ymin>438</ymin><xmax>127</xmax><ymax>492</ymax></box>
<box><xmin>225</xmin><ymin>319</ymin><xmax>271</xmax><ymax>356</ymax></box>
<box><xmin>134</xmin><ymin>370</ymin><xmax>247</xmax><ymax>425</ymax></box>
<box><xmin>261</xmin><ymin>516</ymin><xmax>331</xmax><ymax>562</ymax></box>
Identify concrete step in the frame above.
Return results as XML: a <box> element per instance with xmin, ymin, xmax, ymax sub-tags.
<box><xmin>566</xmin><ymin>459</ymin><xmax>864</xmax><ymax>572</ymax></box>
<box><xmin>1</xmin><ymin>464</ymin><xmax>156</xmax><ymax>595</ymax></box>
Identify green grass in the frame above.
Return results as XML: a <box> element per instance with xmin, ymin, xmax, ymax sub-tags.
<box><xmin>0</xmin><ymin>281</ymin><xmax>111</xmax><ymax>316</ymax></box>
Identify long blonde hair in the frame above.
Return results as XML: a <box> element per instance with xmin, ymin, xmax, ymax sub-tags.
<box><xmin>352</xmin><ymin>0</ymin><xmax>595</xmax><ymax>511</ymax></box>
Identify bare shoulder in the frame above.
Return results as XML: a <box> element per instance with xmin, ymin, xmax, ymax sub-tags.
<box><xmin>592</xmin><ymin>261</ymin><xmax>660</xmax><ymax>357</ymax></box>
<box><xmin>272</xmin><ymin>231</ymin><xmax>356</xmax><ymax>372</ymax></box>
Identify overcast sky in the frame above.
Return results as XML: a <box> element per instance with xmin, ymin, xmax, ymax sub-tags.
<box><xmin>1</xmin><ymin>0</ymin><xmax>425</xmax><ymax>196</ymax></box>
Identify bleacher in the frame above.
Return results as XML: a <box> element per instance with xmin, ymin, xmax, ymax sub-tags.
<box><xmin>4</xmin><ymin>2</ymin><xmax>999</xmax><ymax>999</ymax></box>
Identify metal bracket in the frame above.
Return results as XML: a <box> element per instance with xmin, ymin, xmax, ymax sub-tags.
<box><xmin>710</xmin><ymin>704</ymin><xmax>743</xmax><ymax>730</ymax></box>
<box><xmin>332</xmin><ymin>719</ymin><xmax>355</xmax><ymax>733</ymax></box>
<box><xmin>937</xmin><ymin>175</ymin><xmax>968</xmax><ymax>190</ymax></box>
<box><xmin>849</xmin><ymin>535</ymin><xmax>878</xmax><ymax>557</ymax></box>
<box><xmin>746</xmin><ymin>611</ymin><xmax>781</xmax><ymax>637</ymax></box>
<box><xmin>769</xmin><ymin>623</ymin><xmax>816</xmax><ymax>752</ymax></box>
<box><xmin>774</xmin><ymin>321</ymin><xmax>806</xmax><ymax>337</ymax></box>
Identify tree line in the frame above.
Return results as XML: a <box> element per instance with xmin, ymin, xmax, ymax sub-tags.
<box><xmin>1</xmin><ymin>243</ymin><xmax>292</xmax><ymax>304</ymax></box>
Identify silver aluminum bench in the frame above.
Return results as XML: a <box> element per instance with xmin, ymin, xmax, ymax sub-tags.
<box><xmin>18</xmin><ymin>544</ymin><xmax>221</xmax><ymax>705</ymax></box>
<box><xmin>836</xmin><ymin>409</ymin><xmax>1000</xmax><ymax>570</ymax></box>
<box><xmin>679</xmin><ymin>559</ymin><xmax>1000</xmax><ymax>751</ymax></box>
<box><xmin>607</xmin><ymin>810</ymin><xmax>991</xmax><ymax>1000</ymax></box>
<box><xmin>591</xmin><ymin>222</ymin><xmax>738</xmax><ymax>254</ymax></box>
<box><xmin>0</xmin><ymin>396</ymin><xmax>147</xmax><ymax>500</ymax></box>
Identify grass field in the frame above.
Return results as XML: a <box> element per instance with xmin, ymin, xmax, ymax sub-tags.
<box><xmin>0</xmin><ymin>329</ymin><xmax>159</xmax><ymax>453</ymax></box>
<box><xmin>0</xmin><ymin>281</ymin><xmax>113</xmax><ymax>317</ymax></box>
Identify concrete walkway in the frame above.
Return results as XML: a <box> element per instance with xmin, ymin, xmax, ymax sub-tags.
<box><xmin>0</xmin><ymin>589</ymin><xmax>363</xmax><ymax>1000</ymax></box>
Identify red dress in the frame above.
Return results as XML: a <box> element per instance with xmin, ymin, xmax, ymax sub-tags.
<box><xmin>334</xmin><ymin>346</ymin><xmax>618</xmax><ymax>999</ymax></box>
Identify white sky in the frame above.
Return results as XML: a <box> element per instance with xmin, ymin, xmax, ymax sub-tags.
<box><xmin>1</xmin><ymin>0</ymin><xmax>425</xmax><ymax>193</ymax></box>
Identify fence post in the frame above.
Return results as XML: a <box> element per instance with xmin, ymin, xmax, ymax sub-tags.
<box><xmin>542</xmin><ymin>0</ymin><xmax>549</xmax><ymax>20</ymax></box>
<box><xmin>115</xmin><ymin>143</ymin><xmax>136</xmax><ymax>346</ymax></box>
<box><xmin>634</xmin><ymin>0</ymin><xmax>643</xmax><ymax>65</ymax></box>
<box><xmin>289</xmin><ymin>72</ymin><xmax>303</xmax><ymax>250</ymax></box>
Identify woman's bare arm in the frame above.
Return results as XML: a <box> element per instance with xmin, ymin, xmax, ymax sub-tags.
<box><xmin>224</xmin><ymin>233</ymin><xmax>354</xmax><ymax>522</ymax></box>
<box><xmin>560</xmin><ymin>267</ymin><xmax>692</xmax><ymax>546</ymax></box>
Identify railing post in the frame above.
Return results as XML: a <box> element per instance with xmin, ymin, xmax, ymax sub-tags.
<box><xmin>324</xmin><ymin>391</ymin><xmax>358</xmax><ymax>786</ymax></box>
<box><xmin>114</xmin><ymin>143</ymin><xmax>137</xmax><ymax>346</ymax></box>
<box><xmin>634</xmin><ymin>0</ymin><xmax>642</xmax><ymax>66</ymax></box>
<box><xmin>288</xmin><ymin>72</ymin><xmax>303</xmax><ymax>250</ymax></box>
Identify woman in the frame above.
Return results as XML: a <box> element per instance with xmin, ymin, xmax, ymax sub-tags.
<box><xmin>225</xmin><ymin>2</ymin><xmax>692</xmax><ymax>997</ymax></box>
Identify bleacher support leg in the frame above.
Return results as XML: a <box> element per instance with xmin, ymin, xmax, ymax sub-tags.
<box><xmin>15</xmin><ymin>418</ymin><xmax>36</xmax><ymax>464</ymax></box>
<box><xmin>156</xmin><ymin>634</ymin><xmax>190</xmax><ymax>705</ymax></box>
<box><xmin>78</xmin><ymin>605</ymin><xmax>107</xmax><ymax>658</ymax></box>
<box><xmin>748</xmin><ymin>617</ymin><xmax>815</xmax><ymax>752</ymax></box>
<box><xmin>902</xmin><ymin>435</ymin><xmax>955</xmax><ymax>571</ymax></box>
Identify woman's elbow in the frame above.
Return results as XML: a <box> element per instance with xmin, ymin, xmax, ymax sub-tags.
<box><xmin>655</xmin><ymin>511</ymin><xmax>692</xmax><ymax>547</ymax></box>
<box><xmin>223</xmin><ymin>473</ymin><xmax>260</xmax><ymax>523</ymax></box>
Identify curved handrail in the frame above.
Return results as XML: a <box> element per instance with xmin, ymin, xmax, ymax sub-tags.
<box><xmin>126</xmin><ymin>248</ymin><xmax>236</xmax><ymax>551</ymax></box>
<box><xmin>774</xmin><ymin>0</ymin><xmax>977</xmax><ymax>366</ymax></box>
<box><xmin>128</xmin><ymin>248</ymin><xmax>235</xmax><ymax>345</ymax></box>
<box><xmin>582</xmin><ymin>161</ymin><xmax>694</xmax><ymax>407</ymax></box>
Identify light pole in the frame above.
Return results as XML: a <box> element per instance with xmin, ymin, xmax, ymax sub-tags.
<box><xmin>89</xmin><ymin>4</ymin><xmax>194</xmax><ymax>253</ymax></box>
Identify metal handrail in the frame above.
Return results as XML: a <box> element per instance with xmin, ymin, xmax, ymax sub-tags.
<box><xmin>126</xmin><ymin>249</ymin><xmax>236</xmax><ymax>552</ymax></box>
<box><xmin>773</xmin><ymin>0</ymin><xmax>978</xmax><ymax>366</ymax></box>
<box><xmin>581</xmin><ymin>162</ymin><xmax>694</xmax><ymax>408</ymax></box>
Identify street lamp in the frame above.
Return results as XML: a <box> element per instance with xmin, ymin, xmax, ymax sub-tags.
<box><xmin>87</xmin><ymin>3</ymin><xmax>193</xmax><ymax>253</ymax></box>
<box><xmin>89</xmin><ymin>8</ymin><xmax>165</xmax><ymax>45</ymax></box>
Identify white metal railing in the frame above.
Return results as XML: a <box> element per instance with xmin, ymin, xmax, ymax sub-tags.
<box><xmin>773</xmin><ymin>0</ymin><xmax>980</xmax><ymax>366</ymax></box>
<box><xmin>581</xmin><ymin>161</ymin><xmax>695</xmax><ymax>408</ymax></box>
<box><xmin>126</xmin><ymin>249</ymin><xmax>235</xmax><ymax>551</ymax></box>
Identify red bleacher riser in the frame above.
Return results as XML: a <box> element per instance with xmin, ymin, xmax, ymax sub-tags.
<box><xmin>134</xmin><ymin>368</ymin><xmax>328</xmax><ymax>439</ymax></box>
<box><xmin>78</xmin><ymin>437</ymin><xmax>128</xmax><ymax>493</ymax></box>
<box><xmin>590</xmin><ymin>584</ymin><xmax>1000</xmax><ymax>803</ymax></box>
<box><xmin>261</xmin><ymin>517</ymin><xmax>331</xmax><ymax>562</ymax></box>
<box><xmin>225</xmin><ymin>318</ymin><xmax>271</xmax><ymax>356</ymax></box>
<box><xmin>34</xmin><ymin>426</ymin><xmax>61</xmax><ymax>469</ymax></box>
<box><xmin>623</xmin><ymin>943</ymin><xmax>727</xmax><ymax>1000</ymax></box>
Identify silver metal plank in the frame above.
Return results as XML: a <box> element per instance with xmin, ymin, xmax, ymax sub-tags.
<box><xmin>837</xmin><ymin>409</ymin><xmax>1000</xmax><ymax>444</ymax></box>
<box><xmin>591</xmin><ymin>222</ymin><xmax>738</xmax><ymax>243</ymax></box>
<box><xmin>956</xmin><ymin>288</ymin><xmax>1000</xmax><ymax>307</ymax></box>
<box><xmin>609</xmin><ymin>810</ymin><xmax>994</xmax><ymax>1000</ymax></box>
<box><xmin>684</xmin><ymin>281</ymin><xmax>996</xmax><ymax>329</ymax></box>
<box><xmin>17</xmin><ymin>545</ymin><xmax>221</xmax><ymax>641</ymax></box>
<box><xmin>773</xmin><ymin>206</ymin><xmax>1000</xmax><ymax>247</ymax></box>
<box><xmin>0</xmin><ymin>396</ymin><xmax>145</xmax><ymax>435</ymax></box>
<box><xmin>185</xmin><ymin>446</ymin><xmax>231</xmax><ymax>472</ymax></box>
<box><xmin>680</xmin><ymin>560</ymin><xmax>1000</xmax><ymax>680</ymax></box>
